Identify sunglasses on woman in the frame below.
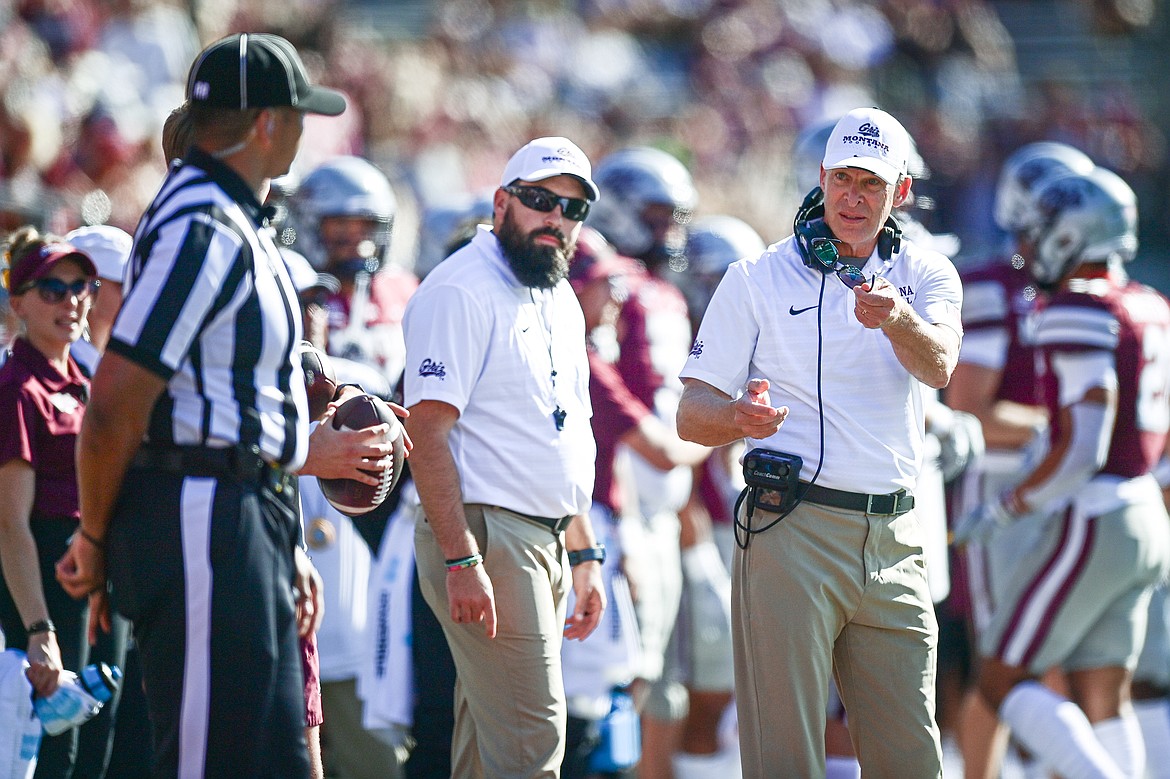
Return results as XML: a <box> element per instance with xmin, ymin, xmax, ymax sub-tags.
<box><xmin>17</xmin><ymin>277</ymin><xmax>101</xmax><ymax>304</ymax></box>
<box><xmin>503</xmin><ymin>185</ymin><xmax>591</xmax><ymax>222</ymax></box>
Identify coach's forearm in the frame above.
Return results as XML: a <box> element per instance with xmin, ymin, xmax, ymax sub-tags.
<box><xmin>677</xmin><ymin>379</ymin><xmax>742</xmax><ymax>447</ymax></box>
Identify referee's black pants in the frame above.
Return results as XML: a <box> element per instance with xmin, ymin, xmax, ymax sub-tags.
<box><xmin>106</xmin><ymin>465</ymin><xmax>309</xmax><ymax>779</ymax></box>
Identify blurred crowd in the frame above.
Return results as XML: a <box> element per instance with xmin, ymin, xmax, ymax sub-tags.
<box><xmin>2</xmin><ymin>0</ymin><xmax>1167</xmax><ymax>278</ymax></box>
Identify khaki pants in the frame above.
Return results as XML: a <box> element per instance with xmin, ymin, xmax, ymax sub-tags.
<box><xmin>416</xmin><ymin>504</ymin><xmax>569</xmax><ymax>778</ymax></box>
<box><xmin>320</xmin><ymin>677</ymin><xmax>406</xmax><ymax>779</ymax></box>
<box><xmin>732</xmin><ymin>500</ymin><xmax>943</xmax><ymax>778</ymax></box>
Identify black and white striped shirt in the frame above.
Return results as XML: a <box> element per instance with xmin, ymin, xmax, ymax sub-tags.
<box><xmin>109</xmin><ymin>148</ymin><xmax>309</xmax><ymax>470</ymax></box>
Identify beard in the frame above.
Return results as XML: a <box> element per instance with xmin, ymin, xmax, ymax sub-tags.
<box><xmin>496</xmin><ymin>208</ymin><xmax>576</xmax><ymax>289</ymax></box>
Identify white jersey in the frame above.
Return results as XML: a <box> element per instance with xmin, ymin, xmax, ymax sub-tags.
<box><xmin>679</xmin><ymin>234</ymin><xmax>962</xmax><ymax>494</ymax></box>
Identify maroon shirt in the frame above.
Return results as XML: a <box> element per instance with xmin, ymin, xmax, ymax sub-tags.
<box><xmin>588</xmin><ymin>348</ymin><xmax>650</xmax><ymax>514</ymax></box>
<box><xmin>0</xmin><ymin>338</ymin><xmax>88</xmax><ymax>519</ymax></box>
<box><xmin>960</xmin><ymin>257</ymin><xmax>1046</xmax><ymax>407</ymax></box>
<box><xmin>617</xmin><ymin>271</ymin><xmax>691</xmax><ymax>409</ymax></box>
<box><xmin>1036</xmin><ymin>273</ymin><xmax>1170</xmax><ymax>479</ymax></box>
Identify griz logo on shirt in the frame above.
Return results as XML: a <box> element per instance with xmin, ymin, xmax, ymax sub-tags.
<box><xmin>418</xmin><ymin>358</ymin><xmax>447</xmax><ymax>379</ymax></box>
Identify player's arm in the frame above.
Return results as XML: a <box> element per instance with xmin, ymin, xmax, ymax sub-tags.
<box><xmin>622</xmin><ymin>409</ymin><xmax>710</xmax><ymax>471</ymax></box>
<box><xmin>677</xmin><ymin>377</ymin><xmax>787</xmax><ymax>447</ymax></box>
<box><xmin>948</xmin><ymin>362</ymin><xmax>1047</xmax><ymax>450</ymax></box>
<box><xmin>1006</xmin><ymin>350</ymin><xmax>1116</xmax><ymax>515</ymax></box>
<box><xmin>405</xmin><ymin>398</ymin><xmax>497</xmax><ymax>638</ymax></box>
<box><xmin>57</xmin><ymin>351</ymin><xmax>165</xmax><ymax>599</ymax></box>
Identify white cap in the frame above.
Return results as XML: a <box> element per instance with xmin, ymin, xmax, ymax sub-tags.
<box><xmin>64</xmin><ymin>225</ymin><xmax>133</xmax><ymax>283</ymax></box>
<box><xmin>822</xmin><ymin>107</ymin><xmax>911</xmax><ymax>186</ymax></box>
<box><xmin>500</xmin><ymin>137</ymin><xmax>600</xmax><ymax>201</ymax></box>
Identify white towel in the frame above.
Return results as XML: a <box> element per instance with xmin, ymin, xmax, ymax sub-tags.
<box><xmin>360</xmin><ymin>484</ymin><xmax>420</xmax><ymax>730</ymax></box>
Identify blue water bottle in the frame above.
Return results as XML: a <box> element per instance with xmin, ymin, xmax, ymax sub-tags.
<box><xmin>34</xmin><ymin>663</ymin><xmax>122</xmax><ymax>737</ymax></box>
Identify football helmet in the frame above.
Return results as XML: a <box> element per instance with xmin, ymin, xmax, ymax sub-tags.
<box><xmin>586</xmin><ymin>146</ymin><xmax>697</xmax><ymax>267</ymax></box>
<box><xmin>1030</xmin><ymin>167</ymin><xmax>1138</xmax><ymax>288</ymax></box>
<box><xmin>993</xmin><ymin>142</ymin><xmax>1095</xmax><ymax>236</ymax></box>
<box><xmin>289</xmin><ymin>156</ymin><xmax>397</xmax><ymax>274</ymax></box>
<box><xmin>682</xmin><ymin>215</ymin><xmax>766</xmax><ymax>321</ymax></box>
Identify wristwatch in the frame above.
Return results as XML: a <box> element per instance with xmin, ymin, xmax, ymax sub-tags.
<box><xmin>567</xmin><ymin>545</ymin><xmax>606</xmax><ymax>567</ymax></box>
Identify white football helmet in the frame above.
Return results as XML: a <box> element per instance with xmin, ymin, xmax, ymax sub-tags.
<box><xmin>993</xmin><ymin>141</ymin><xmax>1095</xmax><ymax>236</ymax></box>
<box><xmin>289</xmin><ymin>156</ymin><xmax>397</xmax><ymax>273</ymax></box>
<box><xmin>681</xmin><ymin>215</ymin><xmax>767</xmax><ymax>322</ymax></box>
<box><xmin>586</xmin><ymin>146</ymin><xmax>697</xmax><ymax>266</ymax></box>
<box><xmin>1030</xmin><ymin>167</ymin><xmax>1138</xmax><ymax>288</ymax></box>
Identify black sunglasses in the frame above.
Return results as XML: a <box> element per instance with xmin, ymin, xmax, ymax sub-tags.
<box><xmin>503</xmin><ymin>185</ymin><xmax>591</xmax><ymax>222</ymax></box>
<box><xmin>810</xmin><ymin>238</ymin><xmax>872</xmax><ymax>290</ymax></box>
<box><xmin>17</xmin><ymin>277</ymin><xmax>100</xmax><ymax>304</ymax></box>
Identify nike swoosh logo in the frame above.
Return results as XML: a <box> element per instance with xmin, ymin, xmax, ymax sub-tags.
<box><xmin>789</xmin><ymin>304</ymin><xmax>818</xmax><ymax>315</ymax></box>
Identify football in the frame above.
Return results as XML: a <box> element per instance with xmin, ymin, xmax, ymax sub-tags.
<box><xmin>317</xmin><ymin>394</ymin><xmax>406</xmax><ymax>517</ymax></box>
<box><xmin>299</xmin><ymin>341</ymin><xmax>337</xmax><ymax>422</ymax></box>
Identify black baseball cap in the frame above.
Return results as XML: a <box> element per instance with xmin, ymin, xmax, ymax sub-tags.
<box><xmin>186</xmin><ymin>33</ymin><xmax>347</xmax><ymax>116</ymax></box>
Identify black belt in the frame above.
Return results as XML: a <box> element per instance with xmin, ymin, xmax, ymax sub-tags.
<box><xmin>492</xmin><ymin>506</ymin><xmax>573</xmax><ymax>535</ymax></box>
<box><xmin>758</xmin><ymin>482</ymin><xmax>914</xmax><ymax>516</ymax></box>
<box><xmin>131</xmin><ymin>444</ymin><xmax>293</xmax><ymax>494</ymax></box>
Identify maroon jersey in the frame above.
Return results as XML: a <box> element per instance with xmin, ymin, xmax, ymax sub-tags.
<box><xmin>959</xmin><ymin>257</ymin><xmax>1045</xmax><ymax>406</ymax></box>
<box><xmin>617</xmin><ymin>271</ymin><xmax>692</xmax><ymax>409</ymax></box>
<box><xmin>588</xmin><ymin>348</ymin><xmax>651</xmax><ymax>514</ymax></box>
<box><xmin>1035</xmin><ymin>273</ymin><xmax>1170</xmax><ymax>478</ymax></box>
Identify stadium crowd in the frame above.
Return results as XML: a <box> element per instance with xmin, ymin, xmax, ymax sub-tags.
<box><xmin>2</xmin><ymin>1</ymin><xmax>1170</xmax><ymax>778</ymax></box>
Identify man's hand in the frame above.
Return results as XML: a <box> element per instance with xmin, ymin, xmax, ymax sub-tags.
<box><xmin>733</xmin><ymin>378</ymin><xmax>788</xmax><ymax>440</ymax></box>
<box><xmin>294</xmin><ymin>546</ymin><xmax>324</xmax><ymax>637</ymax></box>
<box><xmin>55</xmin><ymin>532</ymin><xmax>106</xmax><ymax>599</ymax></box>
<box><xmin>952</xmin><ymin>495</ymin><xmax>1017</xmax><ymax>546</ymax></box>
<box><xmin>87</xmin><ymin>590</ymin><xmax>112</xmax><ymax>647</ymax></box>
<box><xmin>853</xmin><ymin>276</ymin><xmax>903</xmax><ymax>329</ymax></box>
<box><xmin>447</xmin><ymin>564</ymin><xmax>497</xmax><ymax>638</ymax></box>
<box><xmin>564</xmin><ymin>561</ymin><xmax>606</xmax><ymax>641</ymax></box>
<box><xmin>302</xmin><ymin>414</ymin><xmax>393</xmax><ymax>482</ymax></box>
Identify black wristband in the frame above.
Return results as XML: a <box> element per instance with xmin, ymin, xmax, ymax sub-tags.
<box><xmin>26</xmin><ymin>619</ymin><xmax>56</xmax><ymax>635</ymax></box>
<box><xmin>77</xmin><ymin>527</ymin><xmax>106</xmax><ymax>550</ymax></box>
<box><xmin>332</xmin><ymin>383</ymin><xmax>364</xmax><ymax>402</ymax></box>
<box><xmin>567</xmin><ymin>545</ymin><xmax>606</xmax><ymax>567</ymax></box>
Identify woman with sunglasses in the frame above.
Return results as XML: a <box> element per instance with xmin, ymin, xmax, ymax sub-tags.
<box><xmin>0</xmin><ymin>226</ymin><xmax>101</xmax><ymax>777</ymax></box>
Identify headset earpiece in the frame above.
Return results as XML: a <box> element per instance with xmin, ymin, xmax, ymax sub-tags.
<box><xmin>877</xmin><ymin>214</ymin><xmax>902</xmax><ymax>261</ymax></box>
<box><xmin>793</xmin><ymin>187</ymin><xmax>838</xmax><ymax>273</ymax></box>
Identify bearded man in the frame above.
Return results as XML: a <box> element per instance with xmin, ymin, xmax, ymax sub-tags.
<box><xmin>402</xmin><ymin>137</ymin><xmax>607</xmax><ymax>778</ymax></box>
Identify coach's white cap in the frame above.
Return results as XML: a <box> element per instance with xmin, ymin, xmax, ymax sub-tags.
<box><xmin>822</xmin><ymin>107</ymin><xmax>911</xmax><ymax>186</ymax></box>
<box><xmin>501</xmin><ymin>137</ymin><xmax>600</xmax><ymax>201</ymax></box>
<box><xmin>65</xmin><ymin>225</ymin><xmax>133</xmax><ymax>284</ymax></box>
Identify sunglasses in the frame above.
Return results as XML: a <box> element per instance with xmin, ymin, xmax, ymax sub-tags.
<box><xmin>503</xmin><ymin>185</ymin><xmax>591</xmax><ymax>222</ymax></box>
<box><xmin>17</xmin><ymin>277</ymin><xmax>100</xmax><ymax>304</ymax></box>
<box><xmin>810</xmin><ymin>238</ymin><xmax>872</xmax><ymax>290</ymax></box>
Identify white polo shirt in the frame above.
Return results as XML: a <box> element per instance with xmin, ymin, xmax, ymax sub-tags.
<box><xmin>403</xmin><ymin>225</ymin><xmax>595</xmax><ymax>518</ymax></box>
<box><xmin>679</xmin><ymin>234</ymin><xmax>962</xmax><ymax>494</ymax></box>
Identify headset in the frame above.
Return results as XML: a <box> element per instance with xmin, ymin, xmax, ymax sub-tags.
<box><xmin>792</xmin><ymin>187</ymin><xmax>902</xmax><ymax>271</ymax></box>
<box><xmin>733</xmin><ymin>187</ymin><xmax>903</xmax><ymax>549</ymax></box>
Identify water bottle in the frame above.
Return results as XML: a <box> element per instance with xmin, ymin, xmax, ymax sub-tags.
<box><xmin>33</xmin><ymin>663</ymin><xmax>122</xmax><ymax>737</ymax></box>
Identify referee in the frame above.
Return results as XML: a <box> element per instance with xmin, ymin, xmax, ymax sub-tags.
<box><xmin>56</xmin><ymin>33</ymin><xmax>345</xmax><ymax>778</ymax></box>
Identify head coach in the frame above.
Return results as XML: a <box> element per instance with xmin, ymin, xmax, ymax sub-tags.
<box><xmin>676</xmin><ymin>107</ymin><xmax>963</xmax><ymax>777</ymax></box>
<box><xmin>56</xmin><ymin>33</ymin><xmax>345</xmax><ymax>778</ymax></box>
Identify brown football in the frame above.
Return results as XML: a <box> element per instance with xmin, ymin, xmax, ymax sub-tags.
<box><xmin>317</xmin><ymin>394</ymin><xmax>405</xmax><ymax>516</ymax></box>
<box><xmin>299</xmin><ymin>341</ymin><xmax>337</xmax><ymax>422</ymax></box>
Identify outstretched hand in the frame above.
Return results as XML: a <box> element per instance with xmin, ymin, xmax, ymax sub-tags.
<box><xmin>733</xmin><ymin>378</ymin><xmax>788</xmax><ymax>439</ymax></box>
